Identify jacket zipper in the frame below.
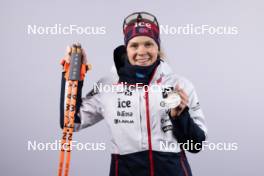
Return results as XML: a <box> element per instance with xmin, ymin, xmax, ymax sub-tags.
<box><xmin>144</xmin><ymin>66</ymin><xmax>158</xmax><ymax>176</ymax></box>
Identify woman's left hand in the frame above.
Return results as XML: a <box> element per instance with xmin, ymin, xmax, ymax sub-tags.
<box><xmin>170</xmin><ymin>85</ymin><xmax>189</xmax><ymax>118</ymax></box>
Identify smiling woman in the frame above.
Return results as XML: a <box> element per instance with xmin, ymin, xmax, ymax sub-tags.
<box><xmin>59</xmin><ymin>11</ymin><xmax>207</xmax><ymax>176</ymax></box>
<box><xmin>127</xmin><ymin>36</ymin><xmax>159</xmax><ymax>66</ymax></box>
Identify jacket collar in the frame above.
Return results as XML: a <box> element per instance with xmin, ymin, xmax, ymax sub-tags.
<box><xmin>111</xmin><ymin>59</ymin><xmax>173</xmax><ymax>84</ymax></box>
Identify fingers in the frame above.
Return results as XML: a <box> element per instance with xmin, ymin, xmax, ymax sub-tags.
<box><xmin>170</xmin><ymin>84</ymin><xmax>189</xmax><ymax>118</ymax></box>
<box><xmin>67</xmin><ymin>42</ymin><xmax>81</xmax><ymax>55</ymax></box>
<box><xmin>174</xmin><ymin>84</ymin><xmax>189</xmax><ymax>114</ymax></box>
<box><xmin>63</xmin><ymin>42</ymin><xmax>87</xmax><ymax>64</ymax></box>
<box><xmin>175</xmin><ymin>84</ymin><xmax>180</xmax><ymax>91</ymax></box>
<box><xmin>178</xmin><ymin>91</ymin><xmax>188</xmax><ymax>105</ymax></box>
<box><xmin>81</xmin><ymin>48</ymin><xmax>88</xmax><ymax>64</ymax></box>
<box><xmin>64</xmin><ymin>46</ymin><xmax>71</xmax><ymax>63</ymax></box>
<box><xmin>71</xmin><ymin>43</ymin><xmax>77</xmax><ymax>53</ymax></box>
<box><xmin>176</xmin><ymin>85</ymin><xmax>187</xmax><ymax>102</ymax></box>
<box><xmin>63</xmin><ymin>44</ymin><xmax>76</xmax><ymax>63</ymax></box>
<box><xmin>66</xmin><ymin>46</ymin><xmax>71</xmax><ymax>55</ymax></box>
<box><xmin>75</xmin><ymin>42</ymin><xmax>81</xmax><ymax>48</ymax></box>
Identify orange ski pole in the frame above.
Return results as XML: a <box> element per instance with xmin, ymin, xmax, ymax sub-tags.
<box><xmin>58</xmin><ymin>44</ymin><xmax>90</xmax><ymax>176</ymax></box>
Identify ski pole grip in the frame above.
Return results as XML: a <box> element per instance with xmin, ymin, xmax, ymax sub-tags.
<box><xmin>69</xmin><ymin>46</ymin><xmax>82</xmax><ymax>80</ymax></box>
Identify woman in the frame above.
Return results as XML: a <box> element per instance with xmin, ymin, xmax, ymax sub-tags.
<box><xmin>60</xmin><ymin>11</ymin><xmax>207</xmax><ymax>176</ymax></box>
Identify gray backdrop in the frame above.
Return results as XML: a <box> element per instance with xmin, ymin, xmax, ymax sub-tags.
<box><xmin>1</xmin><ymin>0</ymin><xmax>263</xmax><ymax>175</ymax></box>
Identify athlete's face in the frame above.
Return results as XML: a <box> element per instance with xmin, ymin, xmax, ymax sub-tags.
<box><xmin>126</xmin><ymin>36</ymin><xmax>159</xmax><ymax>66</ymax></box>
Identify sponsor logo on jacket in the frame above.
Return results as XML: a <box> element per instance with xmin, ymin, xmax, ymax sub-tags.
<box><xmin>114</xmin><ymin>119</ymin><xmax>134</xmax><ymax>124</ymax></box>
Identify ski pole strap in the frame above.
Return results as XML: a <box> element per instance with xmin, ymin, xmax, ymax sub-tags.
<box><xmin>61</xmin><ymin>61</ymin><xmax>88</xmax><ymax>81</ymax></box>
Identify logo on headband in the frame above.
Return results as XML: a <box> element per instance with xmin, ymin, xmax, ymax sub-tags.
<box><xmin>134</xmin><ymin>22</ymin><xmax>152</xmax><ymax>29</ymax></box>
<box><xmin>138</xmin><ymin>27</ymin><xmax>149</xmax><ymax>34</ymax></box>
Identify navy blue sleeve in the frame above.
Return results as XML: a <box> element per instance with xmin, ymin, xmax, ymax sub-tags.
<box><xmin>60</xmin><ymin>72</ymin><xmax>83</xmax><ymax>129</ymax></box>
<box><xmin>169</xmin><ymin>107</ymin><xmax>206</xmax><ymax>153</ymax></box>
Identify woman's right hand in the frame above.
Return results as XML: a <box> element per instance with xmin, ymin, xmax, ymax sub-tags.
<box><xmin>62</xmin><ymin>43</ymin><xmax>88</xmax><ymax>64</ymax></box>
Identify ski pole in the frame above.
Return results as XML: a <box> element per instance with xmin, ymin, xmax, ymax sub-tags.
<box><xmin>58</xmin><ymin>44</ymin><xmax>90</xmax><ymax>176</ymax></box>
